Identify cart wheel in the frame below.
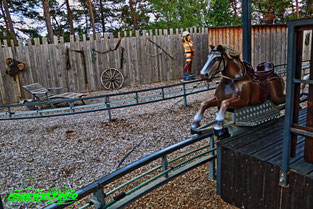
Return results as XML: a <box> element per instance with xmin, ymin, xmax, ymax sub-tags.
<box><xmin>101</xmin><ymin>68</ymin><xmax>124</xmax><ymax>90</ymax></box>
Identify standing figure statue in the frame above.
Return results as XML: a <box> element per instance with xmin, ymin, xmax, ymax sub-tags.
<box><xmin>181</xmin><ymin>31</ymin><xmax>196</xmax><ymax>81</ymax></box>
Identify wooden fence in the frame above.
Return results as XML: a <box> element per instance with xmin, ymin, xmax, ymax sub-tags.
<box><xmin>0</xmin><ymin>25</ymin><xmax>301</xmax><ymax>105</ymax></box>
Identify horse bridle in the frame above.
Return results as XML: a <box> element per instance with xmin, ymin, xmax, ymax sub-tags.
<box><xmin>211</xmin><ymin>49</ymin><xmax>246</xmax><ymax>81</ymax></box>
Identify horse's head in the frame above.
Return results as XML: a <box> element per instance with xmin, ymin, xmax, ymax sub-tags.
<box><xmin>200</xmin><ymin>45</ymin><xmax>240</xmax><ymax>81</ymax></box>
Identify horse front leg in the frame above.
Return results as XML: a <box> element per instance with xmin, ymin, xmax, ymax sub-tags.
<box><xmin>214</xmin><ymin>96</ymin><xmax>249</xmax><ymax>130</ymax></box>
<box><xmin>191</xmin><ymin>97</ymin><xmax>218</xmax><ymax>129</ymax></box>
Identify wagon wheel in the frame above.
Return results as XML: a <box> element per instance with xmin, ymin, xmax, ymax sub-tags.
<box><xmin>101</xmin><ymin>68</ymin><xmax>124</xmax><ymax>90</ymax></box>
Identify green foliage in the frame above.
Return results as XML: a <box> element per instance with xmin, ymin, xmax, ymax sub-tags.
<box><xmin>206</xmin><ymin>0</ymin><xmax>240</xmax><ymax>26</ymax></box>
<box><xmin>251</xmin><ymin>0</ymin><xmax>293</xmax><ymax>24</ymax></box>
<box><xmin>149</xmin><ymin>0</ymin><xmax>210</xmax><ymax>29</ymax></box>
<box><xmin>300</xmin><ymin>0</ymin><xmax>313</xmax><ymax>18</ymax></box>
<box><xmin>0</xmin><ymin>0</ymin><xmax>43</xmax><ymax>40</ymax></box>
<box><xmin>1</xmin><ymin>0</ymin><xmax>312</xmax><ymax>40</ymax></box>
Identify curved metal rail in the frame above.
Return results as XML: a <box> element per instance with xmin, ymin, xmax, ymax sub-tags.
<box><xmin>43</xmin><ymin>131</ymin><xmax>216</xmax><ymax>209</ymax></box>
<box><xmin>0</xmin><ymin>79</ymin><xmax>217</xmax><ymax>121</ymax></box>
<box><xmin>42</xmin><ymin>96</ymin><xmax>310</xmax><ymax>209</ymax></box>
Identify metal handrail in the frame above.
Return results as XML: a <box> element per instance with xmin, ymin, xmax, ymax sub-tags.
<box><xmin>2</xmin><ymin>62</ymin><xmax>309</xmax><ymax>121</ymax></box>
<box><xmin>43</xmin><ymin>131</ymin><xmax>215</xmax><ymax>209</ymax></box>
<box><xmin>0</xmin><ymin>79</ymin><xmax>218</xmax><ymax>120</ymax></box>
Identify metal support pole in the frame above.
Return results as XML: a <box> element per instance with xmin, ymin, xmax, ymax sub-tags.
<box><xmin>209</xmin><ymin>135</ymin><xmax>216</xmax><ymax>180</ymax></box>
<box><xmin>0</xmin><ymin>195</ymin><xmax>3</xmax><ymax>209</ymax></box>
<box><xmin>135</xmin><ymin>92</ymin><xmax>139</xmax><ymax>104</ymax></box>
<box><xmin>8</xmin><ymin>107</ymin><xmax>12</xmax><ymax>118</ymax></box>
<box><xmin>214</xmin><ymin>126</ymin><xmax>229</xmax><ymax>195</ymax></box>
<box><xmin>90</xmin><ymin>188</ymin><xmax>105</xmax><ymax>209</ymax></box>
<box><xmin>38</xmin><ymin>105</ymin><xmax>43</xmax><ymax>116</ymax></box>
<box><xmin>162</xmin><ymin>155</ymin><xmax>168</xmax><ymax>178</ymax></box>
<box><xmin>105</xmin><ymin>96</ymin><xmax>112</xmax><ymax>121</ymax></box>
<box><xmin>183</xmin><ymin>83</ymin><xmax>187</xmax><ymax>107</ymax></box>
<box><xmin>242</xmin><ymin>0</ymin><xmax>251</xmax><ymax>63</ymax></box>
<box><xmin>161</xmin><ymin>87</ymin><xmax>165</xmax><ymax>99</ymax></box>
<box><xmin>216</xmin><ymin>136</ymin><xmax>222</xmax><ymax>195</ymax></box>
<box><xmin>281</xmin><ymin>26</ymin><xmax>297</xmax><ymax>186</ymax></box>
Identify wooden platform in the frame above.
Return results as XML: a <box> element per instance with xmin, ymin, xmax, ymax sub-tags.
<box><xmin>218</xmin><ymin>108</ymin><xmax>313</xmax><ymax>209</ymax></box>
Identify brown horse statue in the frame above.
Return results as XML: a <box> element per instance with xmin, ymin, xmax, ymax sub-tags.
<box><xmin>191</xmin><ymin>45</ymin><xmax>285</xmax><ymax>130</ymax></box>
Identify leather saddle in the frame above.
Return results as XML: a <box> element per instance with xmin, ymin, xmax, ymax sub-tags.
<box><xmin>243</xmin><ymin>61</ymin><xmax>279</xmax><ymax>104</ymax></box>
<box><xmin>244</xmin><ymin>61</ymin><xmax>278</xmax><ymax>82</ymax></box>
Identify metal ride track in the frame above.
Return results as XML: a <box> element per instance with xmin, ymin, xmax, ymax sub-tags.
<box><xmin>43</xmin><ymin>96</ymin><xmax>308</xmax><ymax>209</ymax></box>
<box><xmin>2</xmin><ymin>64</ymin><xmax>310</xmax><ymax>209</ymax></box>
<box><xmin>0</xmin><ymin>79</ymin><xmax>217</xmax><ymax>121</ymax></box>
<box><xmin>44</xmin><ymin>129</ymin><xmax>217</xmax><ymax>209</ymax></box>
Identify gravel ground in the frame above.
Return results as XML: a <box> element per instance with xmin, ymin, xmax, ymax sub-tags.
<box><xmin>0</xmin><ymin>80</ymin><xmax>237</xmax><ymax>209</ymax></box>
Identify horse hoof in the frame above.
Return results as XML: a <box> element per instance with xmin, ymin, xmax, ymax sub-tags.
<box><xmin>191</xmin><ymin>122</ymin><xmax>200</xmax><ymax>129</ymax></box>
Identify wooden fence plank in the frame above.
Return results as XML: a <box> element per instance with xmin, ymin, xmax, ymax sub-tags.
<box><xmin>85</xmin><ymin>40</ymin><xmax>95</xmax><ymax>91</ymax></box>
<box><xmin>238</xmin><ymin>27</ymin><xmax>243</xmax><ymax>60</ymax></box>
<box><xmin>137</xmin><ymin>35</ymin><xmax>145</xmax><ymax>83</ymax></box>
<box><xmin>281</xmin><ymin>26</ymin><xmax>287</xmax><ymax>65</ymax></box>
<box><xmin>0</xmin><ymin>48</ymin><xmax>7</xmax><ymax>104</ymax></box>
<box><xmin>152</xmin><ymin>31</ymin><xmax>160</xmax><ymax>82</ymax></box>
<box><xmin>141</xmin><ymin>31</ymin><xmax>150</xmax><ymax>83</ymax></box>
<box><xmin>94</xmin><ymin>39</ymin><xmax>102</xmax><ymax>90</ymax></box>
<box><xmin>275</xmin><ymin>26</ymin><xmax>282</xmax><ymax>65</ymax></box>
<box><xmin>254</xmin><ymin>27</ymin><xmax>259</xmax><ymax>66</ymax></box>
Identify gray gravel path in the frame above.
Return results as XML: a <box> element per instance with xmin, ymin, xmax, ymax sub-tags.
<box><xmin>0</xmin><ymin>80</ymin><xmax>217</xmax><ymax>209</ymax></box>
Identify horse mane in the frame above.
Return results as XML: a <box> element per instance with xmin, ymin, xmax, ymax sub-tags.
<box><xmin>220</xmin><ymin>45</ymin><xmax>240</xmax><ymax>60</ymax></box>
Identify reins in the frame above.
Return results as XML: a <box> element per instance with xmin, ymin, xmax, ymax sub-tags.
<box><xmin>218</xmin><ymin>52</ymin><xmax>246</xmax><ymax>81</ymax></box>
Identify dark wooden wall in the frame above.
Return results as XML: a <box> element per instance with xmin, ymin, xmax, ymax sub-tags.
<box><xmin>221</xmin><ymin>146</ymin><xmax>313</xmax><ymax>209</ymax></box>
<box><xmin>219</xmin><ymin>109</ymin><xmax>313</xmax><ymax>209</ymax></box>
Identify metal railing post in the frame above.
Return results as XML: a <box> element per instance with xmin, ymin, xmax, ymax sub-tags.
<box><xmin>135</xmin><ymin>92</ymin><xmax>139</xmax><ymax>104</ymax></box>
<box><xmin>0</xmin><ymin>195</ymin><xmax>4</xmax><ymax>209</ymax></box>
<box><xmin>37</xmin><ymin>104</ymin><xmax>43</xmax><ymax>116</ymax></box>
<box><xmin>161</xmin><ymin>87</ymin><xmax>165</xmax><ymax>99</ymax></box>
<box><xmin>105</xmin><ymin>96</ymin><xmax>112</xmax><ymax>121</ymax></box>
<box><xmin>162</xmin><ymin>155</ymin><xmax>168</xmax><ymax>178</ymax></box>
<box><xmin>8</xmin><ymin>107</ymin><xmax>12</xmax><ymax>118</ymax></box>
<box><xmin>209</xmin><ymin>135</ymin><xmax>216</xmax><ymax>180</ymax></box>
<box><xmin>90</xmin><ymin>188</ymin><xmax>105</xmax><ymax>209</ymax></box>
<box><xmin>182</xmin><ymin>83</ymin><xmax>187</xmax><ymax>107</ymax></box>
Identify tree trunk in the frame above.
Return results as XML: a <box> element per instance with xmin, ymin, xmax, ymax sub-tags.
<box><xmin>230</xmin><ymin>0</ymin><xmax>238</xmax><ymax>18</ymax></box>
<box><xmin>2</xmin><ymin>0</ymin><xmax>17</xmax><ymax>43</ymax></box>
<box><xmin>85</xmin><ymin>9</ymin><xmax>88</xmax><ymax>34</ymax></box>
<box><xmin>87</xmin><ymin>0</ymin><xmax>96</xmax><ymax>39</ymax></box>
<box><xmin>51</xmin><ymin>13</ymin><xmax>63</xmax><ymax>37</ymax></box>
<box><xmin>296</xmin><ymin>0</ymin><xmax>299</xmax><ymax>19</ymax></box>
<box><xmin>42</xmin><ymin>0</ymin><xmax>54</xmax><ymax>43</ymax></box>
<box><xmin>100</xmin><ymin>0</ymin><xmax>105</xmax><ymax>37</ymax></box>
<box><xmin>0</xmin><ymin>0</ymin><xmax>9</xmax><ymax>36</ymax></box>
<box><xmin>129</xmin><ymin>0</ymin><xmax>138</xmax><ymax>30</ymax></box>
<box><xmin>65</xmin><ymin>0</ymin><xmax>75</xmax><ymax>35</ymax></box>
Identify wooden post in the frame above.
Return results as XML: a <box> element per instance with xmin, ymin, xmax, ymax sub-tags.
<box><xmin>304</xmin><ymin>33</ymin><xmax>313</xmax><ymax>163</ymax></box>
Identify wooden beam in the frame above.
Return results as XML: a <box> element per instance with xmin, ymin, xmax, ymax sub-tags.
<box><xmin>305</xmin><ymin>31</ymin><xmax>313</xmax><ymax>163</ymax></box>
<box><xmin>291</xmin><ymin>30</ymin><xmax>303</xmax><ymax>157</ymax></box>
